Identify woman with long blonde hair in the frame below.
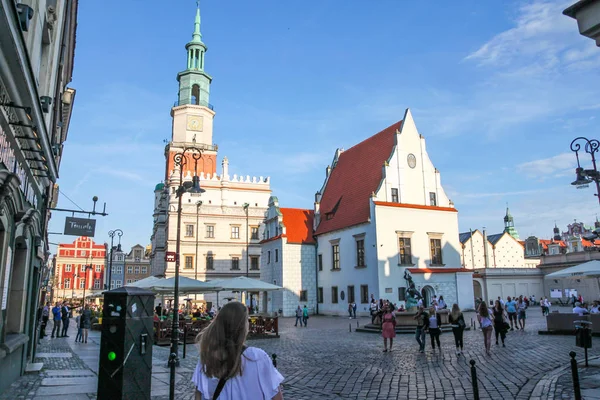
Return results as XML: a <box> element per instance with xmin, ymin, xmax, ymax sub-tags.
<box><xmin>478</xmin><ymin>302</ymin><xmax>494</xmax><ymax>356</ymax></box>
<box><xmin>448</xmin><ymin>304</ymin><xmax>465</xmax><ymax>355</ymax></box>
<box><xmin>192</xmin><ymin>302</ymin><xmax>284</xmax><ymax>399</ymax></box>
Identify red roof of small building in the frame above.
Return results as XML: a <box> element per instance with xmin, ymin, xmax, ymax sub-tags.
<box><xmin>538</xmin><ymin>239</ymin><xmax>567</xmax><ymax>250</ymax></box>
<box><xmin>315</xmin><ymin>121</ymin><xmax>402</xmax><ymax>236</ymax></box>
<box><xmin>280</xmin><ymin>208</ymin><xmax>315</xmax><ymax>244</ymax></box>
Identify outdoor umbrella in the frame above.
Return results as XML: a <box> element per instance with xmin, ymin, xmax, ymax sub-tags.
<box><xmin>152</xmin><ymin>276</ymin><xmax>222</xmax><ymax>294</ymax></box>
<box><xmin>545</xmin><ymin>260</ymin><xmax>600</xmax><ymax>278</ymax></box>
<box><xmin>126</xmin><ymin>275</ymin><xmax>167</xmax><ymax>289</ymax></box>
<box><xmin>207</xmin><ymin>276</ymin><xmax>282</xmax><ymax>308</ymax></box>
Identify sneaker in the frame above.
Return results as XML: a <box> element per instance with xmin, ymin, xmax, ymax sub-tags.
<box><xmin>419</xmin><ymin>349</ymin><xmax>424</xmax><ymax>353</ymax></box>
<box><xmin>383</xmin><ymin>349</ymin><xmax>388</xmax><ymax>352</ymax></box>
<box><xmin>502</xmin><ymin>343</ymin><xmax>506</xmax><ymax>347</ymax></box>
<box><xmin>456</xmin><ymin>350</ymin><xmax>460</xmax><ymax>355</ymax></box>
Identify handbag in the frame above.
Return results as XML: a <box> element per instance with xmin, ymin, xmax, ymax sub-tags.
<box><xmin>457</xmin><ymin>317</ymin><xmax>466</xmax><ymax>329</ymax></box>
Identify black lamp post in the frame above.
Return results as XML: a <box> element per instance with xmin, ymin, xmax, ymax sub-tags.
<box><xmin>243</xmin><ymin>203</ymin><xmax>249</xmax><ymax>277</ymax></box>
<box><xmin>169</xmin><ymin>146</ymin><xmax>204</xmax><ymax>400</ymax></box>
<box><xmin>570</xmin><ymin>137</ymin><xmax>600</xmax><ymax>204</ymax></box>
<box><xmin>107</xmin><ymin>229</ymin><xmax>123</xmax><ymax>290</ymax></box>
<box><xmin>82</xmin><ymin>257</ymin><xmax>93</xmax><ymax>305</ymax></box>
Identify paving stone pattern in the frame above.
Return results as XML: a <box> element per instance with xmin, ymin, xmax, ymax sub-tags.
<box><xmin>2</xmin><ymin>308</ymin><xmax>599</xmax><ymax>399</ymax></box>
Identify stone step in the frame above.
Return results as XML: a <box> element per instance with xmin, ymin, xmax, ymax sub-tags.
<box><xmin>44</xmin><ymin>369</ymin><xmax>95</xmax><ymax>377</ymax></box>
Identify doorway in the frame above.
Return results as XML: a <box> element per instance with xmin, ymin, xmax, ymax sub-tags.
<box><xmin>421</xmin><ymin>285</ymin><xmax>435</xmax><ymax>308</ymax></box>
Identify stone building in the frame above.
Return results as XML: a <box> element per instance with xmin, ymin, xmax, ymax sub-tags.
<box><xmin>124</xmin><ymin>244</ymin><xmax>151</xmax><ymax>285</ymax></box>
<box><xmin>149</xmin><ymin>5</ymin><xmax>271</xmax><ymax>306</ymax></box>
<box><xmin>52</xmin><ymin>236</ymin><xmax>106</xmax><ymax>300</ymax></box>
<box><xmin>260</xmin><ymin>197</ymin><xmax>316</xmax><ymax>317</ymax></box>
<box><xmin>310</xmin><ymin>109</ymin><xmax>474</xmax><ymax>315</ymax></box>
<box><xmin>0</xmin><ymin>0</ymin><xmax>78</xmax><ymax>393</ymax></box>
<box><xmin>107</xmin><ymin>245</ymin><xmax>125</xmax><ymax>289</ymax></box>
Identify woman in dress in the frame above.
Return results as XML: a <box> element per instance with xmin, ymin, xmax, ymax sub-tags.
<box><xmin>192</xmin><ymin>301</ymin><xmax>284</xmax><ymax>400</ymax></box>
<box><xmin>81</xmin><ymin>304</ymin><xmax>92</xmax><ymax>344</ymax></box>
<box><xmin>478</xmin><ymin>302</ymin><xmax>494</xmax><ymax>355</ymax></box>
<box><xmin>381</xmin><ymin>305</ymin><xmax>396</xmax><ymax>352</ymax></box>
<box><xmin>448</xmin><ymin>304</ymin><xmax>465</xmax><ymax>355</ymax></box>
<box><xmin>493</xmin><ymin>300</ymin><xmax>507</xmax><ymax>347</ymax></box>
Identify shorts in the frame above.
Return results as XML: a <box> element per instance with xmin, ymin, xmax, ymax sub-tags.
<box><xmin>518</xmin><ymin>311</ymin><xmax>526</xmax><ymax>320</ymax></box>
<box><xmin>508</xmin><ymin>312</ymin><xmax>517</xmax><ymax>321</ymax></box>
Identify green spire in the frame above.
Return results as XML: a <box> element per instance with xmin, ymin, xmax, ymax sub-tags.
<box><xmin>503</xmin><ymin>206</ymin><xmax>519</xmax><ymax>239</ymax></box>
<box><xmin>191</xmin><ymin>1</ymin><xmax>202</xmax><ymax>44</ymax></box>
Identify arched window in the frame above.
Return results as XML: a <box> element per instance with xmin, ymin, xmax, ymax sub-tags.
<box><xmin>191</xmin><ymin>84</ymin><xmax>200</xmax><ymax>105</ymax></box>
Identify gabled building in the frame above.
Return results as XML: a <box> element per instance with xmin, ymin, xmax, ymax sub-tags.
<box><xmin>459</xmin><ymin>229</ymin><xmax>525</xmax><ymax>269</ymax></box>
<box><xmin>311</xmin><ymin>109</ymin><xmax>473</xmax><ymax>315</ymax></box>
<box><xmin>260</xmin><ymin>197</ymin><xmax>316</xmax><ymax>316</ymax></box>
<box><xmin>124</xmin><ymin>244</ymin><xmax>151</xmax><ymax>285</ymax></box>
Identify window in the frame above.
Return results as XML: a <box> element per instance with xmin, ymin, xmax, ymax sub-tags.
<box><xmin>231</xmin><ymin>257</ymin><xmax>240</xmax><ymax>270</ymax></box>
<box><xmin>111</xmin><ymin>280</ymin><xmax>115</xmax><ymax>289</ymax></box>
<box><xmin>94</xmin><ymin>279</ymin><xmax>100</xmax><ymax>289</ymax></box>
<box><xmin>95</xmin><ymin>265</ymin><xmax>101</xmax><ymax>272</ymax></box>
<box><xmin>116</xmin><ymin>266</ymin><xmax>122</xmax><ymax>274</ymax></box>
<box><xmin>275</xmin><ymin>249</ymin><xmax>279</xmax><ymax>262</ymax></box>
<box><xmin>251</xmin><ymin>227</ymin><xmax>259</xmax><ymax>240</ymax></box>
<box><xmin>398</xmin><ymin>287</ymin><xmax>406</xmax><ymax>301</ymax></box>
<box><xmin>206</xmin><ymin>255</ymin><xmax>214</xmax><ymax>270</ymax></box>
<box><xmin>250</xmin><ymin>256</ymin><xmax>259</xmax><ymax>270</ymax></box>
<box><xmin>267</xmin><ymin>251</ymin><xmax>271</xmax><ymax>264</ymax></box>
<box><xmin>318</xmin><ymin>254</ymin><xmax>323</xmax><ymax>271</ymax></box>
<box><xmin>134</xmin><ymin>249</ymin><xmax>143</xmax><ymax>260</ymax></box>
<box><xmin>134</xmin><ymin>266</ymin><xmax>140</xmax><ymax>274</ymax></box>
<box><xmin>185</xmin><ymin>256</ymin><xmax>193</xmax><ymax>269</ymax></box>
<box><xmin>429</xmin><ymin>192</ymin><xmax>437</xmax><ymax>206</ymax></box>
<box><xmin>356</xmin><ymin>240</ymin><xmax>365</xmax><ymax>267</ymax></box>
<box><xmin>141</xmin><ymin>266</ymin><xmax>147</xmax><ymax>274</ymax></box>
<box><xmin>127</xmin><ymin>266</ymin><xmax>133</xmax><ymax>274</ymax></box>
<box><xmin>79</xmin><ymin>279</ymin><xmax>85</xmax><ymax>289</ymax></box>
<box><xmin>65</xmin><ymin>264</ymin><xmax>72</xmax><ymax>272</ymax></box>
<box><xmin>331</xmin><ymin>286</ymin><xmax>338</xmax><ymax>303</ymax></box>
<box><xmin>332</xmin><ymin>244</ymin><xmax>340</xmax><ymax>270</ymax></box>
<box><xmin>64</xmin><ymin>278</ymin><xmax>71</xmax><ymax>289</ymax></box>
<box><xmin>116</xmin><ymin>280</ymin><xmax>122</xmax><ymax>288</ymax></box>
<box><xmin>399</xmin><ymin>238</ymin><xmax>412</xmax><ymax>265</ymax></box>
<box><xmin>317</xmin><ymin>287</ymin><xmax>323</xmax><ymax>303</ymax></box>
<box><xmin>300</xmin><ymin>290</ymin><xmax>307</xmax><ymax>302</ymax></box>
<box><xmin>185</xmin><ymin>224</ymin><xmax>194</xmax><ymax>237</ymax></box>
<box><xmin>430</xmin><ymin>238</ymin><xmax>443</xmax><ymax>265</ymax></box>
<box><xmin>231</xmin><ymin>226</ymin><xmax>240</xmax><ymax>239</ymax></box>
<box><xmin>347</xmin><ymin>285</ymin><xmax>355</xmax><ymax>303</ymax></box>
<box><xmin>360</xmin><ymin>285</ymin><xmax>369</xmax><ymax>304</ymax></box>
<box><xmin>391</xmin><ymin>188</ymin><xmax>399</xmax><ymax>203</ymax></box>
<box><xmin>206</xmin><ymin>225</ymin><xmax>215</xmax><ymax>238</ymax></box>
<box><xmin>127</xmin><ymin>279</ymin><xmax>133</xmax><ymax>284</ymax></box>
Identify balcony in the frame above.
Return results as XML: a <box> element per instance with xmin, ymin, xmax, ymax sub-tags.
<box><xmin>173</xmin><ymin>99</ymin><xmax>214</xmax><ymax>110</ymax></box>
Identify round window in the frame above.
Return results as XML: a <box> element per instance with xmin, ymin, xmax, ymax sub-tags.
<box><xmin>340</xmin><ymin>291</ymin><xmax>345</xmax><ymax>301</ymax></box>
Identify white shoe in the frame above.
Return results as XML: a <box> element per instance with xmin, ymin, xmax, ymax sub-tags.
<box><xmin>456</xmin><ymin>350</ymin><xmax>460</xmax><ymax>355</ymax></box>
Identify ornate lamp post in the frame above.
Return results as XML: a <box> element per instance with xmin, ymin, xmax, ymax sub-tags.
<box><xmin>570</xmin><ymin>137</ymin><xmax>600</xmax><ymax>204</ymax></box>
<box><xmin>169</xmin><ymin>146</ymin><xmax>204</xmax><ymax>400</ymax></box>
<box><xmin>107</xmin><ymin>229</ymin><xmax>123</xmax><ymax>290</ymax></box>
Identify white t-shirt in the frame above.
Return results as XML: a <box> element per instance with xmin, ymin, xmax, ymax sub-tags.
<box><xmin>192</xmin><ymin>347</ymin><xmax>283</xmax><ymax>400</ymax></box>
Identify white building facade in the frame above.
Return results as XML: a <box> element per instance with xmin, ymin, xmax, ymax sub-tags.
<box><xmin>313</xmin><ymin>109</ymin><xmax>474</xmax><ymax>315</ymax></box>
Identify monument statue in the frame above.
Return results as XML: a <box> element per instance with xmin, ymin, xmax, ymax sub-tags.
<box><xmin>404</xmin><ymin>270</ymin><xmax>422</xmax><ymax>311</ymax></box>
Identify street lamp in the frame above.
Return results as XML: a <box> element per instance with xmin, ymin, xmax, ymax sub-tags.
<box><xmin>243</xmin><ymin>203</ymin><xmax>249</xmax><ymax>278</ymax></box>
<box><xmin>570</xmin><ymin>137</ymin><xmax>600</xmax><ymax>204</ymax></box>
<box><xmin>107</xmin><ymin>229</ymin><xmax>123</xmax><ymax>290</ymax></box>
<box><xmin>169</xmin><ymin>145</ymin><xmax>204</xmax><ymax>400</ymax></box>
<box><xmin>82</xmin><ymin>255</ymin><xmax>93</xmax><ymax>305</ymax></box>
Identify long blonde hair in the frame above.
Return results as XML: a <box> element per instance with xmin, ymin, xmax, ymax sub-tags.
<box><xmin>197</xmin><ymin>301</ymin><xmax>249</xmax><ymax>379</ymax></box>
<box><xmin>450</xmin><ymin>303</ymin><xmax>461</xmax><ymax>320</ymax></box>
<box><xmin>479</xmin><ymin>301</ymin><xmax>490</xmax><ymax>318</ymax></box>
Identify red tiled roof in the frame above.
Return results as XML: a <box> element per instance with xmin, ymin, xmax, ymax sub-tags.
<box><xmin>407</xmin><ymin>268</ymin><xmax>472</xmax><ymax>274</ymax></box>
<box><xmin>538</xmin><ymin>239</ymin><xmax>567</xmax><ymax>250</ymax></box>
<box><xmin>315</xmin><ymin>121</ymin><xmax>402</xmax><ymax>236</ymax></box>
<box><xmin>280</xmin><ymin>208</ymin><xmax>315</xmax><ymax>244</ymax></box>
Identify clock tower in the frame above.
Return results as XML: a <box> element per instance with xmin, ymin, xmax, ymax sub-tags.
<box><xmin>167</xmin><ymin>3</ymin><xmax>217</xmax><ymax>178</ymax></box>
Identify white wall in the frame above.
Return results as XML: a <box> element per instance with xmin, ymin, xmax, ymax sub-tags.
<box><xmin>490</xmin><ymin>234</ymin><xmax>525</xmax><ymax>268</ymax></box>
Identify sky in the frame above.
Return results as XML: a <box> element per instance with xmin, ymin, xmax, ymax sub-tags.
<box><xmin>48</xmin><ymin>0</ymin><xmax>600</xmax><ymax>252</ymax></box>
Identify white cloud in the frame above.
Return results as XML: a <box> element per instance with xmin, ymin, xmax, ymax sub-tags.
<box><xmin>517</xmin><ymin>153</ymin><xmax>574</xmax><ymax>178</ymax></box>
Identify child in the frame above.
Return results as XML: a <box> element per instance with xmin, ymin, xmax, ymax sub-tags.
<box><xmin>75</xmin><ymin>314</ymin><xmax>82</xmax><ymax>343</ymax></box>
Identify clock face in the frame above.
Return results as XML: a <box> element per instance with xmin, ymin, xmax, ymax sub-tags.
<box><xmin>407</xmin><ymin>153</ymin><xmax>416</xmax><ymax>169</ymax></box>
<box><xmin>186</xmin><ymin>116</ymin><xmax>203</xmax><ymax>132</ymax></box>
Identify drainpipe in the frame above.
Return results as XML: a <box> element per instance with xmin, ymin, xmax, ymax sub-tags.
<box><xmin>469</xmin><ymin>229</ymin><xmax>475</xmax><ymax>269</ymax></box>
<box><xmin>314</xmin><ymin>237</ymin><xmax>319</xmax><ymax>315</ymax></box>
<box><xmin>483</xmin><ymin>229</ymin><xmax>489</xmax><ymax>269</ymax></box>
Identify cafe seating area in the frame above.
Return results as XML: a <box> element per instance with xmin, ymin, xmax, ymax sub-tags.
<box><xmin>542</xmin><ymin>312</ymin><xmax>600</xmax><ymax>336</ymax></box>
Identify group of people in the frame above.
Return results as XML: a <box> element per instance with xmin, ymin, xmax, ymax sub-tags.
<box><xmin>39</xmin><ymin>301</ymin><xmax>92</xmax><ymax>343</ymax></box>
<box><xmin>154</xmin><ymin>302</ymin><xmax>217</xmax><ymax>321</ymax></box>
<box><xmin>294</xmin><ymin>305</ymin><xmax>309</xmax><ymax>327</ymax></box>
<box><xmin>572</xmin><ymin>300</ymin><xmax>600</xmax><ymax>315</ymax></box>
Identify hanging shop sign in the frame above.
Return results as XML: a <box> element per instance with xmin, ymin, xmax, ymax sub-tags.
<box><xmin>64</xmin><ymin>216</ymin><xmax>96</xmax><ymax>237</ymax></box>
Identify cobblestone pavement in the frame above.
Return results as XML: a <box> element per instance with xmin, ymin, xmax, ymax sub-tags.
<box><xmin>2</xmin><ymin>308</ymin><xmax>599</xmax><ymax>399</ymax></box>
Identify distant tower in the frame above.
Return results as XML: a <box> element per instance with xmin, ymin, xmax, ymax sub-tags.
<box><xmin>595</xmin><ymin>216</ymin><xmax>600</xmax><ymax>229</ymax></box>
<box><xmin>503</xmin><ymin>207</ymin><xmax>519</xmax><ymax>239</ymax></box>
<box><xmin>553</xmin><ymin>222</ymin><xmax>561</xmax><ymax>241</ymax></box>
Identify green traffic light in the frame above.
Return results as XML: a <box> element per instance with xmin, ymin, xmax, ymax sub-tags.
<box><xmin>108</xmin><ymin>351</ymin><xmax>116</xmax><ymax>361</ymax></box>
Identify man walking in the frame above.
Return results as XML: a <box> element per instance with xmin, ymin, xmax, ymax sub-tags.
<box><xmin>302</xmin><ymin>305</ymin><xmax>309</xmax><ymax>327</ymax></box>
<box><xmin>51</xmin><ymin>302</ymin><xmax>62</xmax><ymax>338</ymax></box>
<box><xmin>40</xmin><ymin>301</ymin><xmax>50</xmax><ymax>338</ymax></box>
<box><xmin>505</xmin><ymin>296</ymin><xmax>518</xmax><ymax>331</ymax></box>
<box><xmin>60</xmin><ymin>302</ymin><xmax>70</xmax><ymax>338</ymax></box>
<box><xmin>294</xmin><ymin>305</ymin><xmax>302</xmax><ymax>327</ymax></box>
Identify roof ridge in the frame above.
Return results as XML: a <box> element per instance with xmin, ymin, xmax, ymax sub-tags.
<box><xmin>342</xmin><ymin>120</ymin><xmax>402</xmax><ymax>154</ymax></box>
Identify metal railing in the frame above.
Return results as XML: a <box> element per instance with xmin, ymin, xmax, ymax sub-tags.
<box><xmin>173</xmin><ymin>99</ymin><xmax>214</xmax><ymax>110</ymax></box>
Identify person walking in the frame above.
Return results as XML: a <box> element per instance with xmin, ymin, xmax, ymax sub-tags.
<box><xmin>75</xmin><ymin>314</ymin><xmax>82</xmax><ymax>343</ymax></box>
<box><xmin>492</xmin><ymin>300</ymin><xmax>507</xmax><ymax>347</ymax></box>
<box><xmin>413</xmin><ymin>305</ymin><xmax>429</xmax><ymax>353</ymax></box>
<box><xmin>302</xmin><ymin>305</ymin><xmax>309</xmax><ymax>327</ymax></box>
<box><xmin>478</xmin><ymin>302</ymin><xmax>494</xmax><ymax>356</ymax></box>
<box><xmin>517</xmin><ymin>297</ymin><xmax>527</xmax><ymax>330</ymax></box>
<box><xmin>51</xmin><ymin>302</ymin><xmax>62</xmax><ymax>338</ymax></box>
<box><xmin>352</xmin><ymin>302</ymin><xmax>357</xmax><ymax>319</ymax></box>
<box><xmin>192</xmin><ymin>302</ymin><xmax>284</xmax><ymax>399</ymax></box>
<box><xmin>348</xmin><ymin>303</ymin><xmax>353</xmax><ymax>319</ymax></box>
<box><xmin>40</xmin><ymin>301</ymin><xmax>50</xmax><ymax>338</ymax></box>
<box><xmin>294</xmin><ymin>305</ymin><xmax>302</xmax><ymax>327</ymax></box>
<box><xmin>448</xmin><ymin>304</ymin><xmax>465</xmax><ymax>355</ymax></box>
<box><xmin>60</xmin><ymin>302</ymin><xmax>70</xmax><ymax>338</ymax></box>
<box><xmin>427</xmin><ymin>306</ymin><xmax>442</xmax><ymax>352</ymax></box>
<box><xmin>381</xmin><ymin>305</ymin><xmax>396</xmax><ymax>352</ymax></box>
<box><xmin>81</xmin><ymin>305</ymin><xmax>92</xmax><ymax>343</ymax></box>
<box><xmin>505</xmin><ymin>296</ymin><xmax>518</xmax><ymax>330</ymax></box>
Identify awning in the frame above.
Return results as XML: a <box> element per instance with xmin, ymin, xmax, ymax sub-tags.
<box><xmin>545</xmin><ymin>260</ymin><xmax>600</xmax><ymax>279</ymax></box>
<box><xmin>208</xmin><ymin>276</ymin><xmax>282</xmax><ymax>291</ymax></box>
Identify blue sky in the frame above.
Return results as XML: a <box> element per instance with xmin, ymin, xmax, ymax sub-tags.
<box><xmin>48</xmin><ymin>0</ymin><xmax>600</xmax><ymax>252</ymax></box>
